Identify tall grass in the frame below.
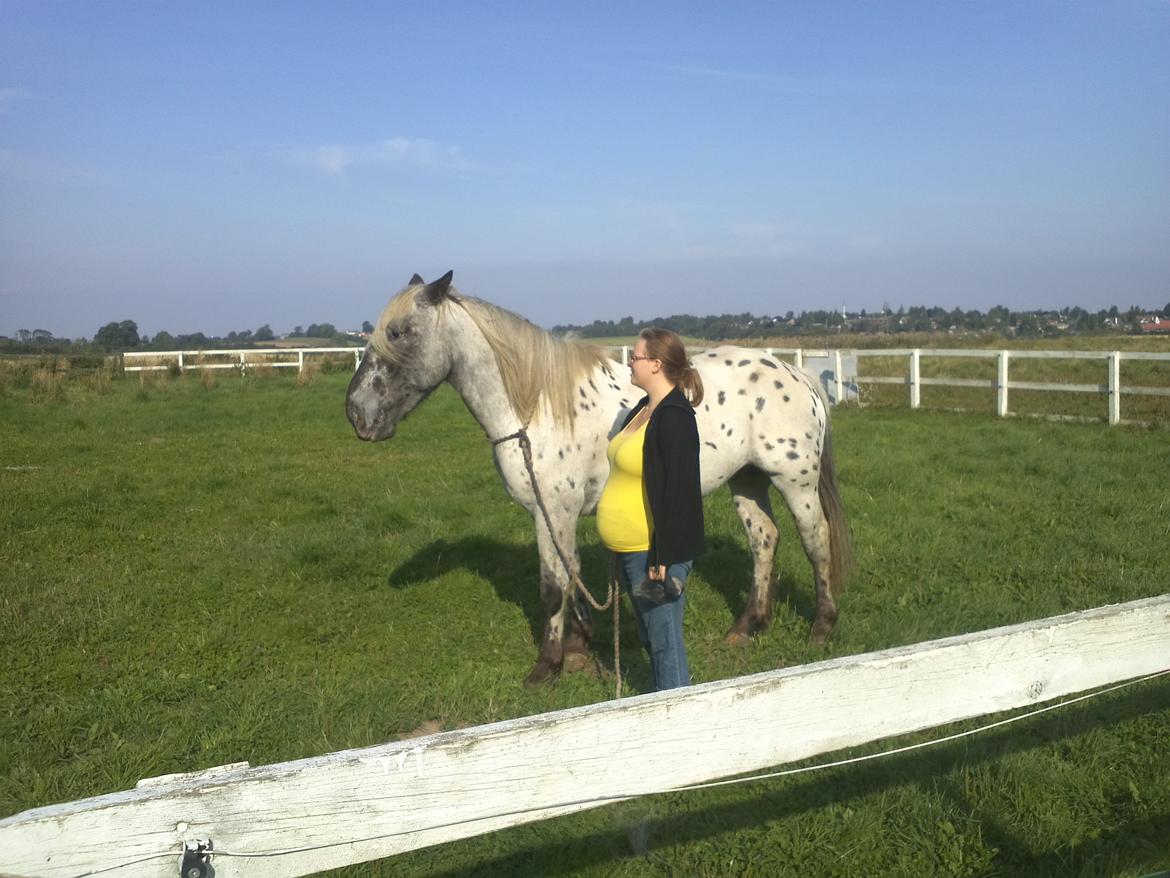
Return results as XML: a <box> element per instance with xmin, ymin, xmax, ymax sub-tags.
<box><xmin>0</xmin><ymin>371</ymin><xmax>1167</xmax><ymax>877</ymax></box>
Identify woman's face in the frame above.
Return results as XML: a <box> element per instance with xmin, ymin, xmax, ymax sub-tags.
<box><xmin>630</xmin><ymin>338</ymin><xmax>657</xmax><ymax>391</ymax></box>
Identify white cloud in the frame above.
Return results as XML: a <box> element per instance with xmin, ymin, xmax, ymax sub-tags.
<box><xmin>287</xmin><ymin>136</ymin><xmax>472</xmax><ymax>176</ymax></box>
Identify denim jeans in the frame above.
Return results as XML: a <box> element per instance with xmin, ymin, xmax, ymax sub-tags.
<box><xmin>614</xmin><ymin>550</ymin><xmax>692</xmax><ymax>691</ymax></box>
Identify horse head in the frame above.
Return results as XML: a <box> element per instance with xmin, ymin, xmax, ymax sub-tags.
<box><xmin>346</xmin><ymin>271</ymin><xmax>456</xmax><ymax>441</ymax></box>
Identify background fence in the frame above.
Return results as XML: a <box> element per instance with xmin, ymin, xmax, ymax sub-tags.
<box><xmin>118</xmin><ymin>344</ymin><xmax>1170</xmax><ymax>426</ymax></box>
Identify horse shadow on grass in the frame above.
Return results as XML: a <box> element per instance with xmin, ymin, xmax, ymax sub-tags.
<box><xmin>412</xmin><ymin>682</ymin><xmax>1170</xmax><ymax>877</ymax></box>
<box><xmin>386</xmin><ymin>536</ymin><xmax>656</xmax><ymax>686</ymax></box>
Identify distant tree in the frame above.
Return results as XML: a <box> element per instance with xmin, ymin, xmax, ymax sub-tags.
<box><xmin>254</xmin><ymin>324</ymin><xmax>275</xmax><ymax>341</ymax></box>
<box><xmin>94</xmin><ymin>320</ymin><xmax>140</xmax><ymax>350</ymax></box>
<box><xmin>292</xmin><ymin>325</ymin><xmax>304</xmax><ymax>337</ymax></box>
<box><xmin>305</xmin><ymin>322</ymin><xmax>337</xmax><ymax>339</ymax></box>
<box><xmin>152</xmin><ymin>331</ymin><xmax>176</xmax><ymax>349</ymax></box>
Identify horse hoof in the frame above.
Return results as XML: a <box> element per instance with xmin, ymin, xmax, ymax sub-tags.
<box><xmin>524</xmin><ymin>662</ymin><xmax>560</xmax><ymax>688</ymax></box>
<box><xmin>562</xmin><ymin>652</ymin><xmax>592</xmax><ymax>674</ymax></box>
<box><xmin>723</xmin><ymin>631</ymin><xmax>752</xmax><ymax>648</ymax></box>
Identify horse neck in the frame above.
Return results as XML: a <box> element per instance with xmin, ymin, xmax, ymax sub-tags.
<box><xmin>444</xmin><ymin>307</ymin><xmax>523</xmax><ymax>440</ymax></box>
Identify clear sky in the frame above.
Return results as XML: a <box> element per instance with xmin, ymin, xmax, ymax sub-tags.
<box><xmin>2</xmin><ymin>1</ymin><xmax>1168</xmax><ymax>339</ymax></box>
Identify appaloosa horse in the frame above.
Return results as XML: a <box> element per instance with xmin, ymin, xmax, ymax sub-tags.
<box><xmin>346</xmin><ymin>272</ymin><xmax>853</xmax><ymax>686</ymax></box>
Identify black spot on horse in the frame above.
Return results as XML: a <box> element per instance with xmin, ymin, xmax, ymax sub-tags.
<box><xmin>724</xmin><ymin>359</ymin><xmax>733</xmax><ymax>366</ymax></box>
<box><xmin>705</xmin><ymin>441</ymin><xmax>718</xmax><ymax>450</ymax></box>
<box><xmin>588</xmin><ymin>378</ymin><xmax>597</xmax><ymax>392</ymax></box>
<box><xmin>755</xmin><ymin>397</ymin><xmax>765</xmax><ymax>411</ymax></box>
<box><xmin>783</xmin><ymin>395</ymin><xmax>791</xmax><ymax>402</ymax></box>
<box><xmin>558</xmin><ymin>449</ymin><xmax>564</xmax><ymax>459</ymax></box>
<box><xmin>765</xmin><ymin>442</ymin><xmax>774</xmax><ymax>450</ymax></box>
<box><xmin>786</xmin><ymin>450</ymin><xmax>800</xmax><ymax>460</ymax></box>
<box><xmin>738</xmin><ymin>389</ymin><xmax>747</xmax><ymax>396</ymax></box>
<box><xmin>718</xmin><ymin>391</ymin><xmax>726</xmax><ymax>405</ymax></box>
<box><xmin>749</xmin><ymin>372</ymin><xmax>759</xmax><ymax>382</ymax></box>
<box><xmin>726</xmin><ymin>428</ymin><xmax>734</xmax><ymax>437</ymax></box>
<box><xmin>760</xmin><ymin>359</ymin><xmax>778</xmax><ymax>369</ymax></box>
<box><xmin>774</xmin><ymin>380</ymin><xmax>784</xmax><ymax>389</ymax></box>
<box><xmin>737</xmin><ymin>359</ymin><xmax>751</xmax><ymax>367</ymax></box>
<box><xmin>579</xmin><ymin>387</ymin><xmax>587</xmax><ymax>399</ymax></box>
<box><xmin>707</xmin><ymin>352</ymin><xmax>718</xmax><ymax>357</ymax></box>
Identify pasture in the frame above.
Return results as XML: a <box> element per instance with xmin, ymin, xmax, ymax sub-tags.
<box><xmin>1</xmin><ymin>369</ymin><xmax>1167</xmax><ymax>877</ymax></box>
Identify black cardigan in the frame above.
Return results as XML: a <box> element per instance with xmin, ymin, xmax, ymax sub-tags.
<box><xmin>619</xmin><ymin>386</ymin><xmax>705</xmax><ymax>567</ymax></box>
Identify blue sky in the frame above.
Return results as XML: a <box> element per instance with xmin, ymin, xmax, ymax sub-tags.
<box><xmin>2</xmin><ymin>1</ymin><xmax>1168</xmax><ymax>339</ymax></box>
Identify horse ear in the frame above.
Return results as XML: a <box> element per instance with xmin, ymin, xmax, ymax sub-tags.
<box><xmin>409</xmin><ymin>273</ymin><xmax>424</xmax><ymax>285</ymax></box>
<box><xmin>422</xmin><ymin>270</ymin><xmax>454</xmax><ymax>305</ymax></box>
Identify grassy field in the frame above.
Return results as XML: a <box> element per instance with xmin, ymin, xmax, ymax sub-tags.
<box><xmin>1</xmin><ymin>368</ymin><xmax>1168</xmax><ymax>877</ymax></box>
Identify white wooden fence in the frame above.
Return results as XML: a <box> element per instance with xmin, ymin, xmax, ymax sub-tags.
<box><xmin>852</xmin><ymin>348</ymin><xmax>1170</xmax><ymax>426</ymax></box>
<box><xmin>614</xmin><ymin>346</ymin><xmax>1170</xmax><ymax>424</ymax></box>
<box><xmin>123</xmin><ymin>347</ymin><xmax>362</xmax><ymax>374</ymax></box>
<box><xmin>2</xmin><ymin>594</ymin><xmax>1167</xmax><ymax>878</ymax></box>
<box><xmin>124</xmin><ymin>345</ymin><xmax>1167</xmax><ymax>425</ymax></box>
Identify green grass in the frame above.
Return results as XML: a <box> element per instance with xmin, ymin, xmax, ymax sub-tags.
<box><xmin>1</xmin><ymin>370</ymin><xmax>1167</xmax><ymax>877</ymax></box>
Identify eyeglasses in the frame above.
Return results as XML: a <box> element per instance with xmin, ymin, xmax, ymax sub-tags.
<box><xmin>628</xmin><ymin>355</ymin><xmax>657</xmax><ymax>363</ymax></box>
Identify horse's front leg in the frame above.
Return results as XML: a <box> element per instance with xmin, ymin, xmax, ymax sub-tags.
<box><xmin>525</xmin><ymin>508</ymin><xmax>592</xmax><ymax>687</ymax></box>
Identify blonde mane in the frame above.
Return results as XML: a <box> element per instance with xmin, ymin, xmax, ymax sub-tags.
<box><xmin>370</xmin><ymin>284</ymin><xmax>611</xmax><ymax>427</ymax></box>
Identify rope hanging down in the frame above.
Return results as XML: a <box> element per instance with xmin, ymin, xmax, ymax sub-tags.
<box><xmin>490</xmin><ymin>427</ymin><xmax>624</xmax><ymax>698</ymax></box>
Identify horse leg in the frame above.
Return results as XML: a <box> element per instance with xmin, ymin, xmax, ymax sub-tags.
<box><xmin>725</xmin><ymin>467</ymin><xmax>780</xmax><ymax>647</ymax></box>
<box><xmin>525</xmin><ymin>510</ymin><xmax>592</xmax><ymax>687</ymax></box>
<box><xmin>778</xmin><ymin>483</ymin><xmax>838</xmax><ymax>644</ymax></box>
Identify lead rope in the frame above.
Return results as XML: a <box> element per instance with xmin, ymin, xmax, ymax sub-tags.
<box><xmin>490</xmin><ymin>428</ymin><xmax>623</xmax><ymax>699</ymax></box>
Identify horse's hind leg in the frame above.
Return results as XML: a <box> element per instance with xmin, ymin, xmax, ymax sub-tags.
<box><xmin>725</xmin><ymin>467</ymin><xmax>780</xmax><ymax>647</ymax></box>
<box><xmin>778</xmin><ymin>483</ymin><xmax>838</xmax><ymax>644</ymax></box>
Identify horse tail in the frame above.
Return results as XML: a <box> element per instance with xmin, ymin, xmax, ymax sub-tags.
<box><xmin>813</xmin><ymin>389</ymin><xmax>853</xmax><ymax>598</ymax></box>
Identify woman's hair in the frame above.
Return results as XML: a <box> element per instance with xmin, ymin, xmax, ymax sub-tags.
<box><xmin>639</xmin><ymin>327</ymin><xmax>704</xmax><ymax>407</ymax></box>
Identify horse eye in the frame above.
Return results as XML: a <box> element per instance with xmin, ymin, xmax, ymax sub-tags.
<box><xmin>387</xmin><ymin>327</ymin><xmax>402</xmax><ymax>341</ymax></box>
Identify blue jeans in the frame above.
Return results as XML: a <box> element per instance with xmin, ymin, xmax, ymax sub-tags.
<box><xmin>614</xmin><ymin>551</ymin><xmax>692</xmax><ymax>691</ymax></box>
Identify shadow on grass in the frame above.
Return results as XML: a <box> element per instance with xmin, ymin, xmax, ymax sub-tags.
<box><xmin>410</xmin><ymin>684</ymin><xmax>1169</xmax><ymax>878</ymax></box>
<box><xmin>386</xmin><ymin>537</ymin><xmax>655</xmax><ymax>686</ymax></box>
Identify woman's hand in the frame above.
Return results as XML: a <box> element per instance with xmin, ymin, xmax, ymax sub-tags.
<box><xmin>648</xmin><ymin>564</ymin><xmax>667</xmax><ymax>581</ymax></box>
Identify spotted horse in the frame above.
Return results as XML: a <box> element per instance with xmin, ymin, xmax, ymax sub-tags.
<box><xmin>346</xmin><ymin>272</ymin><xmax>854</xmax><ymax>686</ymax></box>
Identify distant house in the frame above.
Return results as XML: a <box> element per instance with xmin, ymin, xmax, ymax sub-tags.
<box><xmin>1139</xmin><ymin>318</ymin><xmax>1170</xmax><ymax>334</ymax></box>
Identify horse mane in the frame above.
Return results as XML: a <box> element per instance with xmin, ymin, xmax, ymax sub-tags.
<box><xmin>371</xmin><ymin>283</ymin><xmax>611</xmax><ymax>428</ymax></box>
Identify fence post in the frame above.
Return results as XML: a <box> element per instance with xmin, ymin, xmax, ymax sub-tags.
<box><xmin>794</xmin><ymin>349</ymin><xmax>804</xmax><ymax>370</ymax></box>
<box><xmin>909</xmin><ymin>349</ymin><xmax>921</xmax><ymax>409</ymax></box>
<box><xmin>178</xmin><ymin>352</ymin><xmax>185</xmax><ymax>372</ymax></box>
<box><xmin>621</xmin><ymin>345</ymin><xmax>629</xmax><ymax>366</ymax></box>
<box><xmin>833</xmin><ymin>350</ymin><xmax>844</xmax><ymax>404</ymax></box>
<box><xmin>298</xmin><ymin>351</ymin><xmax>305</xmax><ymax>374</ymax></box>
<box><xmin>1108</xmin><ymin>351</ymin><xmax>1121</xmax><ymax>425</ymax></box>
<box><xmin>997</xmin><ymin>350</ymin><xmax>1010</xmax><ymax>417</ymax></box>
<box><xmin>353</xmin><ymin>349</ymin><xmax>362</xmax><ymax>371</ymax></box>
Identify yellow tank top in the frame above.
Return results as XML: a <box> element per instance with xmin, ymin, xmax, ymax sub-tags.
<box><xmin>596</xmin><ymin>420</ymin><xmax>652</xmax><ymax>552</ymax></box>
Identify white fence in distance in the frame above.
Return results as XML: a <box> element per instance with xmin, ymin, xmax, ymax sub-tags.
<box><xmin>2</xmin><ymin>594</ymin><xmax>1167</xmax><ymax>878</ymax></box>
<box><xmin>124</xmin><ymin>345</ymin><xmax>1169</xmax><ymax>426</ymax></box>
<box><xmin>123</xmin><ymin>347</ymin><xmax>362</xmax><ymax>374</ymax></box>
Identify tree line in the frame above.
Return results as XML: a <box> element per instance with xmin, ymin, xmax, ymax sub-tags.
<box><xmin>0</xmin><ymin>320</ymin><xmax>374</xmax><ymax>354</ymax></box>
<box><xmin>553</xmin><ymin>303</ymin><xmax>1170</xmax><ymax>340</ymax></box>
<box><xmin>4</xmin><ymin>302</ymin><xmax>1168</xmax><ymax>356</ymax></box>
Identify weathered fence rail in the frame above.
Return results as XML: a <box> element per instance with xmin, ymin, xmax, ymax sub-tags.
<box><xmin>2</xmin><ymin>594</ymin><xmax>1167</xmax><ymax>878</ymax></box>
